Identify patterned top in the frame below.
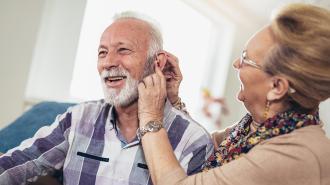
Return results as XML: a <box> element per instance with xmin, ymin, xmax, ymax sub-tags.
<box><xmin>0</xmin><ymin>100</ymin><xmax>213</xmax><ymax>185</ymax></box>
<box><xmin>204</xmin><ymin>109</ymin><xmax>320</xmax><ymax>169</ymax></box>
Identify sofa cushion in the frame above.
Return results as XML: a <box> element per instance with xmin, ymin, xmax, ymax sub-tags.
<box><xmin>0</xmin><ymin>101</ymin><xmax>75</xmax><ymax>153</ymax></box>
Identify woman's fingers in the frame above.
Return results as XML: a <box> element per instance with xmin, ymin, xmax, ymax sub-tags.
<box><xmin>161</xmin><ymin>51</ymin><xmax>182</xmax><ymax>105</ymax></box>
<box><xmin>139</xmin><ymin>65</ymin><xmax>165</xmax><ymax>90</ymax></box>
<box><xmin>155</xmin><ymin>64</ymin><xmax>167</xmax><ymax>97</ymax></box>
<box><xmin>151</xmin><ymin>74</ymin><xmax>160</xmax><ymax>92</ymax></box>
<box><xmin>155</xmin><ymin>64</ymin><xmax>165</xmax><ymax>85</ymax></box>
<box><xmin>139</xmin><ymin>64</ymin><xmax>166</xmax><ymax>98</ymax></box>
<box><xmin>143</xmin><ymin>75</ymin><xmax>156</xmax><ymax>88</ymax></box>
<box><xmin>164</xmin><ymin>51</ymin><xmax>182</xmax><ymax>78</ymax></box>
<box><xmin>212</xmin><ymin>135</ymin><xmax>219</xmax><ymax>151</ymax></box>
<box><xmin>164</xmin><ymin>51</ymin><xmax>179</xmax><ymax>63</ymax></box>
<box><xmin>138</xmin><ymin>63</ymin><xmax>167</xmax><ymax>125</ymax></box>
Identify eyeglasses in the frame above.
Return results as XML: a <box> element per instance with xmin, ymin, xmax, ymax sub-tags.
<box><xmin>239</xmin><ymin>50</ymin><xmax>296</xmax><ymax>94</ymax></box>
<box><xmin>239</xmin><ymin>50</ymin><xmax>262</xmax><ymax>70</ymax></box>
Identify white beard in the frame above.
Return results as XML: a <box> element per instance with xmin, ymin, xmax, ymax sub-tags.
<box><xmin>100</xmin><ymin>57</ymin><xmax>154</xmax><ymax>107</ymax></box>
<box><xmin>101</xmin><ymin>68</ymin><xmax>139</xmax><ymax>107</ymax></box>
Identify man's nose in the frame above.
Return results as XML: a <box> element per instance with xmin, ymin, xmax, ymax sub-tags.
<box><xmin>102</xmin><ymin>53</ymin><xmax>119</xmax><ymax>70</ymax></box>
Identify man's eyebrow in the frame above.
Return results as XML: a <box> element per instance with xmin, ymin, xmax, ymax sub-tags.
<box><xmin>98</xmin><ymin>45</ymin><xmax>107</xmax><ymax>51</ymax></box>
<box><xmin>115</xmin><ymin>42</ymin><xmax>128</xmax><ymax>47</ymax></box>
<box><xmin>98</xmin><ymin>42</ymin><xmax>132</xmax><ymax>51</ymax></box>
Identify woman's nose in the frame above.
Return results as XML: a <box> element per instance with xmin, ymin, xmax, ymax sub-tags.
<box><xmin>233</xmin><ymin>58</ymin><xmax>240</xmax><ymax>69</ymax></box>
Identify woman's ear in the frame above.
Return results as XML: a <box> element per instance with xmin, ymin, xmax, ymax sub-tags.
<box><xmin>154</xmin><ymin>52</ymin><xmax>167</xmax><ymax>71</ymax></box>
<box><xmin>267</xmin><ymin>76</ymin><xmax>290</xmax><ymax>101</ymax></box>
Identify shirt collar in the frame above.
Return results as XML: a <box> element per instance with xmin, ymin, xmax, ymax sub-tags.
<box><xmin>107</xmin><ymin>99</ymin><xmax>173</xmax><ymax>129</ymax></box>
<box><xmin>108</xmin><ymin>105</ymin><xmax>117</xmax><ymax>130</ymax></box>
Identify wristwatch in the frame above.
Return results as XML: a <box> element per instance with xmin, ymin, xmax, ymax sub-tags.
<box><xmin>137</xmin><ymin>120</ymin><xmax>163</xmax><ymax>140</ymax></box>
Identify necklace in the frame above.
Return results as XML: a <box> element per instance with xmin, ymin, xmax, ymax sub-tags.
<box><xmin>250</xmin><ymin>120</ymin><xmax>262</xmax><ymax>133</ymax></box>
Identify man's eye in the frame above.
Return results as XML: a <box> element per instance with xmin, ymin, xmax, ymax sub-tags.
<box><xmin>98</xmin><ymin>50</ymin><xmax>107</xmax><ymax>57</ymax></box>
<box><xmin>118</xmin><ymin>48</ymin><xmax>131</xmax><ymax>54</ymax></box>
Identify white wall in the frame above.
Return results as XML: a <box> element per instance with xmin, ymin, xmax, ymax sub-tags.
<box><xmin>0</xmin><ymin>0</ymin><xmax>87</xmax><ymax>129</ymax></box>
<box><xmin>25</xmin><ymin>0</ymin><xmax>87</xmax><ymax>103</ymax></box>
<box><xmin>0</xmin><ymin>0</ymin><xmax>45</xmax><ymax>128</ymax></box>
<box><xmin>320</xmin><ymin>100</ymin><xmax>330</xmax><ymax>137</ymax></box>
<box><xmin>186</xmin><ymin>0</ymin><xmax>262</xmax><ymax>131</ymax></box>
<box><xmin>220</xmin><ymin>28</ymin><xmax>255</xmax><ymax>128</ymax></box>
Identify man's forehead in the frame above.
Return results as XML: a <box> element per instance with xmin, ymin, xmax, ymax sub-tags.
<box><xmin>100</xmin><ymin>19</ymin><xmax>150</xmax><ymax>47</ymax></box>
<box><xmin>103</xmin><ymin>19</ymin><xmax>150</xmax><ymax>38</ymax></box>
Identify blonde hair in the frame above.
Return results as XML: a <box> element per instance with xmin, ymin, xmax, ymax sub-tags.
<box><xmin>264</xmin><ymin>3</ymin><xmax>330</xmax><ymax>111</ymax></box>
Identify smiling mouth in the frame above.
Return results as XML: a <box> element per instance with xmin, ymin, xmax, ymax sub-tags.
<box><xmin>104</xmin><ymin>76</ymin><xmax>127</xmax><ymax>82</ymax></box>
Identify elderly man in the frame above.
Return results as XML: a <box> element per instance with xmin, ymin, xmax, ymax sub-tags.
<box><xmin>0</xmin><ymin>12</ymin><xmax>213</xmax><ymax>185</ymax></box>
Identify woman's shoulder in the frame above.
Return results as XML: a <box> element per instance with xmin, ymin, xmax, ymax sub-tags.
<box><xmin>259</xmin><ymin>125</ymin><xmax>330</xmax><ymax>176</ymax></box>
<box><xmin>263</xmin><ymin>125</ymin><xmax>330</xmax><ymax>153</ymax></box>
<box><xmin>291</xmin><ymin>125</ymin><xmax>330</xmax><ymax>159</ymax></box>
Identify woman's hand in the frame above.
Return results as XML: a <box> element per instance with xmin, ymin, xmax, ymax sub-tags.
<box><xmin>211</xmin><ymin>125</ymin><xmax>234</xmax><ymax>150</ymax></box>
<box><xmin>211</xmin><ymin>131</ymin><xmax>225</xmax><ymax>150</ymax></box>
<box><xmin>138</xmin><ymin>64</ymin><xmax>167</xmax><ymax>127</ymax></box>
<box><xmin>163</xmin><ymin>51</ymin><xmax>182</xmax><ymax>105</ymax></box>
<box><xmin>138</xmin><ymin>65</ymin><xmax>184</xmax><ymax>184</ymax></box>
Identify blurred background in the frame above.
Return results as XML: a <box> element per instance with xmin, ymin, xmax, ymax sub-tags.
<box><xmin>0</xmin><ymin>0</ymin><xmax>329</xmax><ymax>137</ymax></box>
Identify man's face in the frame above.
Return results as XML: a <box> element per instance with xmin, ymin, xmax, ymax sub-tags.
<box><xmin>97</xmin><ymin>19</ymin><xmax>153</xmax><ymax>107</ymax></box>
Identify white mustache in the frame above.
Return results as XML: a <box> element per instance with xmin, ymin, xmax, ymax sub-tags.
<box><xmin>101</xmin><ymin>68</ymin><xmax>129</xmax><ymax>78</ymax></box>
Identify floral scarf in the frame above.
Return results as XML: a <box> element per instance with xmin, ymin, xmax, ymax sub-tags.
<box><xmin>203</xmin><ymin>109</ymin><xmax>320</xmax><ymax>170</ymax></box>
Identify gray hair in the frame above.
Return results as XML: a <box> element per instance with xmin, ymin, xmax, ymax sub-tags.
<box><xmin>113</xmin><ymin>11</ymin><xmax>163</xmax><ymax>73</ymax></box>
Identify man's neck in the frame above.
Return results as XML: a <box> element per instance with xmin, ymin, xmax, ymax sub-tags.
<box><xmin>114</xmin><ymin>102</ymin><xmax>139</xmax><ymax>143</ymax></box>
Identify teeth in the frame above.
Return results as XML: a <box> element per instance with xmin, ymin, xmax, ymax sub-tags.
<box><xmin>106</xmin><ymin>76</ymin><xmax>126</xmax><ymax>81</ymax></box>
<box><xmin>111</xmin><ymin>77</ymin><xmax>123</xmax><ymax>80</ymax></box>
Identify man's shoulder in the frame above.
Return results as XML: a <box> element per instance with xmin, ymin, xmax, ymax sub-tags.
<box><xmin>62</xmin><ymin>99</ymin><xmax>110</xmax><ymax>125</ymax></box>
<box><xmin>170</xmin><ymin>107</ymin><xmax>206</xmax><ymax>129</ymax></box>
<box><xmin>166</xmin><ymin>106</ymin><xmax>211</xmax><ymax>141</ymax></box>
<box><xmin>69</xmin><ymin>99</ymin><xmax>108</xmax><ymax>113</ymax></box>
<box><xmin>166</xmin><ymin>107</ymin><xmax>213</xmax><ymax>161</ymax></box>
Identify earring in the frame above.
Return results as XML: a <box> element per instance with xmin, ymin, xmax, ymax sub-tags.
<box><xmin>263</xmin><ymin>101</ymin><xmax>270</xmax><ymax>120</ymax></box>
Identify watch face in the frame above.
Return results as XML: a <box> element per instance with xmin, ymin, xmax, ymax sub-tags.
<box><xmin>138</xmin><ymin>121</ymin><xmax>163</xmax><ymax>139</ymax></box>
<box><xmin>147</xmin><ymin>122</ymin><xmax>160</xmax><ymax>131</ymax></box>
<box><xmin>149</xmin><ymin>127</ymin><xmax>156</xmax><ymax>132</ymax></box>
<box><xmin>148</xmin><ymin>122</ymin><xmax>157</xmax><ymax>131</ymax></box>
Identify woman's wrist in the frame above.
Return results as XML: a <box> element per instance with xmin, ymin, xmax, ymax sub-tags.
<box><xmin>168</xmin><ymin>94</ymin><xmax>179</xmax><ymax>105</ymax></box>
<box><xmin>140</xmin><ymin>128</ymin><xmax>183</xmax><ymax>185</ymax></box>
<box><xmin>171</xmin><ymin>97</ymin><xmax>189</xmax><ymax>114</ymax></box>
<box><xmin>139</xmin><ymin>115</ymin><xmax>163</xmax><ymax>128</ymax></box>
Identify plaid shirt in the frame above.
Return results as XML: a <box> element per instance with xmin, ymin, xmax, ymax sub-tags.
<box><xmin>0</xmin><ymin>100</ymin><xmax>213</xmax><ymax>185</ymax></box>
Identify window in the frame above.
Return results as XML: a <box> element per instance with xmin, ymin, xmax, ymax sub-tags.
<box><xmin>70</xmin><ymin>0</ymin><xmax>233</xmax><ymax>131</ymax></box>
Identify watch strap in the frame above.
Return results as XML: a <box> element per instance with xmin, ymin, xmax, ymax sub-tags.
<box><xmin>137</xmin><ymin>120</ymin><xmax>163</xmax><ymax>139</ymax></box>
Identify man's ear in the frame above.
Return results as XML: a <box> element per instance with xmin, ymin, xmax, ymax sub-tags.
<box><xmin>267</xmin><ymin>76</ymin><xmax>290</xmax><ymax>101</ymax></box>
<box><xmin>154</xmin><ymin>52</ymin><xmax>167</xmax><ymax>71</ymax></box>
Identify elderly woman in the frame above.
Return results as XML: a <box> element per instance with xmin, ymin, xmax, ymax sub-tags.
<box><xmin>137</xmin><ymin>3</ymin><xmax>330</xmax><ymax>185</ymax></box>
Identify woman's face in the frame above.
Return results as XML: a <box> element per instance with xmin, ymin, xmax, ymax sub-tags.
<box><xmin>233</xmin><ymin>27</ymin><xmax>275</xmax><ymax>122</ymax></box>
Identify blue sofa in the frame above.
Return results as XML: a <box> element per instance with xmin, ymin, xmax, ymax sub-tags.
<box><xmin>0</xmin><ymin>101</ymin><xmax>76</xmax><ymax>184</ymax></box>
<box><xmin>0</xmin><ymin>101</ymin><xmax>75</xmax><ymax>153</ymax></box>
